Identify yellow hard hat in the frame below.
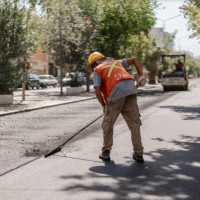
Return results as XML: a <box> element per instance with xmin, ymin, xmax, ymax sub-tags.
<box><xmin>86</xmin><ymin>52</ymin><xmax>106</xmax><ymax>72</ymax></box>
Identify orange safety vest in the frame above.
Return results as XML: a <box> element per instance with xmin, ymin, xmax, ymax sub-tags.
<box><xmin>94</xmin><ymin>60</ymin><xmax>134</xmax><ymax>102</ymax></box>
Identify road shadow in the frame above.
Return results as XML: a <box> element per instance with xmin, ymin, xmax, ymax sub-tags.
<box><xmin>59</xmin><ymin>136</ymin><xmax>200</xmax><ymax>200</ymax></box>
<box><xmin>159</xmin><ymin>105</ymin><xmax>200</xmax><ymax>120</ymax></box>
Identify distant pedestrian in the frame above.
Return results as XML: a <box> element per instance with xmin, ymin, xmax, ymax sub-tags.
<box><xmin>86</xmin><ymin>52</ymin><xmax>147</xmax><ymax>162</ymax></box>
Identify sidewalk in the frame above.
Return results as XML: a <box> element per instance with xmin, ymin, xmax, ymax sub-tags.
<box><xmin>0</xmin><ymin>83</ymin><xmax>161</xmax><ymax>117</ymax></box>
<box><xmin>0</xmin><ymin>89</ymin><xmax>96</xmax><ymax>116</ymax></box>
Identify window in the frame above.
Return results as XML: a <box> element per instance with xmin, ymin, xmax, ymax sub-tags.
<box><xmin>39</xmin><ymin>76</ymin><xmax>48</xmax><ymax>79</ymax></box>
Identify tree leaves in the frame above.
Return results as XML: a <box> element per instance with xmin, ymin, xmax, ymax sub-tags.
<box><xmin>0</xmin><ymin>0</ymin><xmax>32</xmax><ymax>94</ymax></box>
<box><xmin>180</xmin><ymin>0</ymin><xmax>200</xmax><ymax>38</ymax></box>
<box><xmin>79</xmin><ymin>0</ymin><xmax>158</xmax><ymax>58</ymax></box>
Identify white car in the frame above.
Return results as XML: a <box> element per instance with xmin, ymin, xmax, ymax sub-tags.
<box><xmin>189</xmin><ymin>74</ymin><xmax>193</xmax><ymax>79</ymax></box>
<box><xmin>38</xmin><ymin>75</ymin><xmax>58</xmax><ymax>88</ymax></box>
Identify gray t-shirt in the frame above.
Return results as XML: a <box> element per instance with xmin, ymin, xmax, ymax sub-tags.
<box><xmin>93</xmin><ymin>59</ymin><xmax>136</xmax><ymax>101</ymax></box>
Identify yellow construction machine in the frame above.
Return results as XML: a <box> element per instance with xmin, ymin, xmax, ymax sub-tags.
<box><xmin>161</xmin><ymin>54</ymin><xmax>189</xmax><ymax>91</ymax></box>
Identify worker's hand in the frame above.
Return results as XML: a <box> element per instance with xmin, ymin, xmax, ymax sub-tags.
<box><xmin>138</xmin><ymin>75</ymin><xmax>147</xmax><ymax>86</ymax></box>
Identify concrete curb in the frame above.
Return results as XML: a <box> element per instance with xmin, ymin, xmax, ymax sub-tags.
<box><xmin>0</xmin><ymin>96</ymin><xmax>96</xmax><ymax>117</ymax></box>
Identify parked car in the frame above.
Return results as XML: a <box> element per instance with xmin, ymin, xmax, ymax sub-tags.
<box><xmin>15</xmin><ymin>73</ymin><xmax>40</xmax><ymax>90</ymax></box>
<box><xmin>38</xmin><ymin>75</ymin><xmax>58</xmax><ymax>88</ymax></box>
<box><xmin>62</xmin><ymin>73</ymin><xmax>73</xmax><ymax>86</ymax></box>
<box><xmin>189</xmin><ymin>74</ymin><xmax>193</xmax><ymax>79</ymax></box>
<box><xmin>62</xmin><ymin>72</ymin><xmax>84</xmax><ymax>86</ymax></box>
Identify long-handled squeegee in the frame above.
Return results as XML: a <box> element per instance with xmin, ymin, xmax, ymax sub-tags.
<box><xmin>45</xmin><ymin>83</ymin><xmax>142</xmax><ymax>158</ymax></box>
<box><xmin>45</xmin><ymin>113</ymin><xmax>104</xmax><ymax>158</ymax></box>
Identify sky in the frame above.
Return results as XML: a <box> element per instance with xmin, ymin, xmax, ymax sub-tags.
<box><xmin>154</xmin><ymin>0</ymin><xmax>200</xmax><ymax>57</ymax></box>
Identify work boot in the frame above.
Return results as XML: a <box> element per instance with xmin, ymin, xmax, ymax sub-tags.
<box><xmin>133</xmin><ymin>153</ymin><xmax>144</xmax><ymax>162</ymax></box>
<box><xmin>99</xmin><ymin>150</ymin><xmax>110</xmax><ymax>161</ymax></box>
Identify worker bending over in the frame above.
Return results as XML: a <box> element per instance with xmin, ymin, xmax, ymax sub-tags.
<box><xmin>86</xmin><ymin>52</ymin><xmax>147</xmax><ymax>162</ymax></box>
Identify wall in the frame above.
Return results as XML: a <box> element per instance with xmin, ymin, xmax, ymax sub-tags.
<box><xmin>29</xmin><ymin>52</ymin><xmax>59</xmax><ymax>77</ymax></box>
<box><xmin>150</xmin><ymin>27</ymin><xmax>175</xmax><ymax>49</ymax></box>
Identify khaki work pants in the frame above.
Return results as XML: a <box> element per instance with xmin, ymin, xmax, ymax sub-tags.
<box><xmin>102</xmin><ymin>94</ymin><xmax>144</xmax><ymax>156</ymax></box>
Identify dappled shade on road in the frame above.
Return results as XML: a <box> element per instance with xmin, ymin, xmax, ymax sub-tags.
<box><xmin>59</xmin><ymin>136</ymin><xmax>200</xmax><ymax>200</ymax></box>
<box><xmin>159</xmin><ymin>105</ymin><xmax>200</xmax><ymax>120</ymax></box>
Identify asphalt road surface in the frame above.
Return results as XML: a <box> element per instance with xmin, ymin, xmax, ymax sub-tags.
<box><xmin>0</xmin><ymin>78</ymin><xmax>200</xmax><ymax>200</ymax></box>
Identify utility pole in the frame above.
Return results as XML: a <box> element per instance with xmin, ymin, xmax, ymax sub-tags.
<box><xmin>175</xmin><ymin>35</ymin><xmax>190</xmax><ymax>52</ymax></box>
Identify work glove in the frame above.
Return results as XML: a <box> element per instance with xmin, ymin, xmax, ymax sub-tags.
<box><xmin>138</xmin><ymin>75</ymin><xmax>147</xmax><ymax>87</ymax></box>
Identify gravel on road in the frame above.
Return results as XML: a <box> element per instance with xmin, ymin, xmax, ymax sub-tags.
<box><xmin>0</xmin><ymin>79</ymin><xmax>199</xmax><ymax>176</ymax></box>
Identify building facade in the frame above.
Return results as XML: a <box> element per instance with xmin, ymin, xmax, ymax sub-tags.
<box><xmin>29</xmin><ymin>52</ymin><xmax>60</xmax><ymax>77</ymax></box>
<box><xmin>150</xmin><ymin>27</ymin><xmax>175</xmax><ymax>49</ymax></box>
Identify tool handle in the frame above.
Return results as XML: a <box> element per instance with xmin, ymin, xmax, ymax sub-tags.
<box><xmin>136</xmin><ymin>83</ymin><xmax>141</xmax><ymax>89</ymax></box>
<box><xmin>44</xmin><ymin>113</ymin><xmax>104</xmax><ymax>158</ymax></box>
<box><xmin>45</xmin><ymin>147</ymin><xmax>62</xmax><ymax>158</ymax></box>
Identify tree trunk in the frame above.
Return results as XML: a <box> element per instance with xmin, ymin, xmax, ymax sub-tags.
<box><xmin>148</xmin><ymin>61</ymin><xmax>158</xmax><ymax>84</ymax></box>
<box><xmin>60</xmin><ymin>47</ymin><xmax>63</xmax><ymax>96</ymax></box>
<box><xmin>86</xmin><ymin>71</ymin><xmax>90</xmax><ymax>92</ymax></box>
<box><xmin>22</xmin><ymin>65</ymin><xmax>25</xmax><ymax>101</ymax></box>
<box><xmin>148</xmin><ymin>70</ymin><xmax>156</xmax><ymax>84</ymax></box>
<box><xmin>59</xmin><ymin>0</ymin><xmax>63</xmax><ymax>96</ymax></box>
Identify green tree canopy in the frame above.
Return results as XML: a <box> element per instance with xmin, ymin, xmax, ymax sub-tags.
<box><xmin>80</xmin><ymin>0</ymin><xmax>158</xmax><ymax>58</ymax></box>
<box><xmin>120</xmin><ymin>31</ymin><xmax>175</xmax><ymax>71</ymax></box>
<box><xmin>27</xmin><ymin>0</ymin><xmax>160</xmax><ymax>69</ymax></box>
<box><xmin>0</xmin><ymin>0</ymin><xmax>33</xmax><ymax>94</ymax></box>
<box><xmin>181</xmin><ymin>0</ymin><xmax>200</xmax><ymax>38</ymax></box>
<box><xmin>183</xmin><ymin>51</ymin><xmax>200</xmax><ymax>74</ymax></box>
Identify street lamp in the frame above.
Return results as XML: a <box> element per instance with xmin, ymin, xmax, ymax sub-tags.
<box><xmin>156</xmin><ymin>15</ymin><xmax>181</xmax><ymax>32</ymax></box>
<box><xmin>180</xmin><ymin>45</ymin><xmax>198</xmax><ymax>51</ymax></box>
<box><xmin>175</xmin><ymin>35</ymin><xmax>190</xmax><ymax>52</ymax></box>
